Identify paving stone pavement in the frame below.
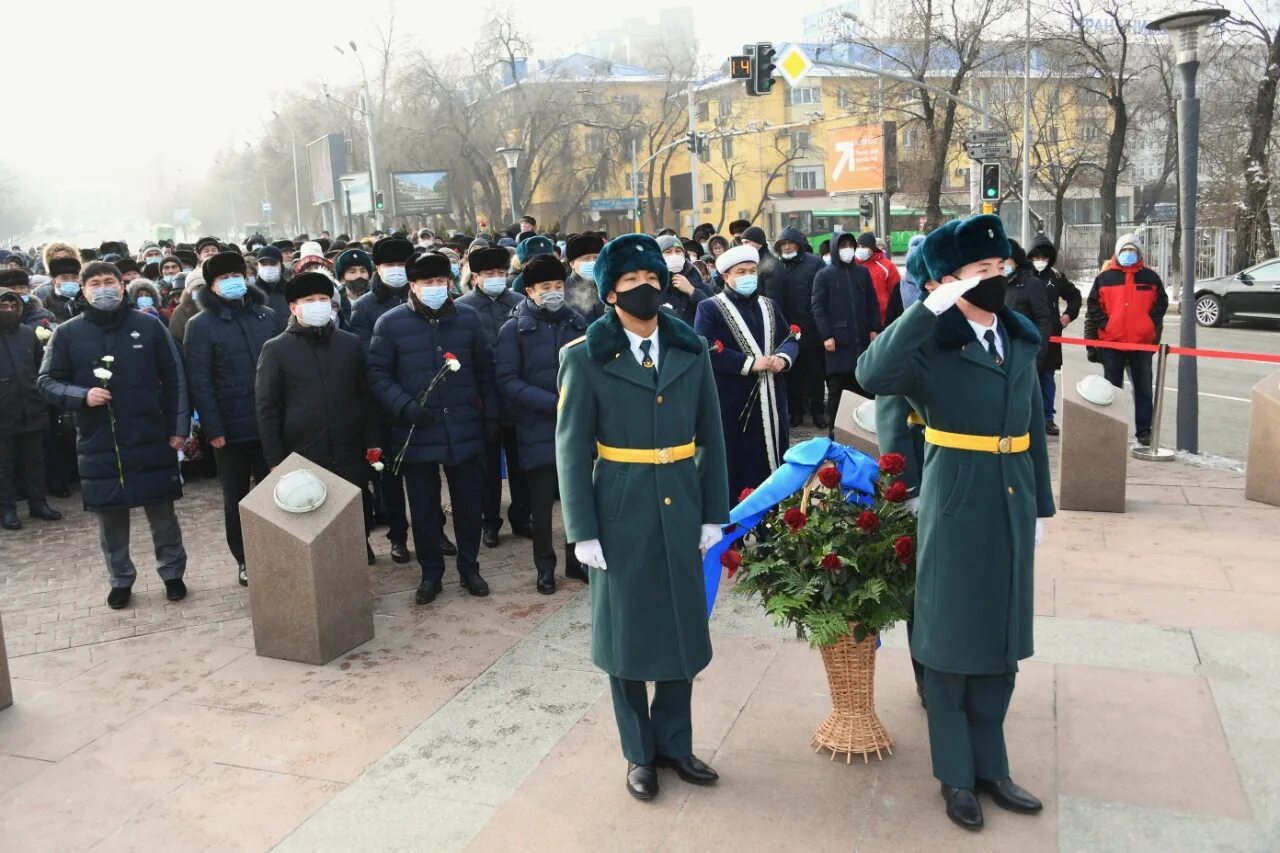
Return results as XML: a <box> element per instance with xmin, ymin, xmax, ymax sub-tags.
<box><xmin>1</xmin><ymin>439</ymin><xmax>1278</xmax><ymax>852</ymax></box>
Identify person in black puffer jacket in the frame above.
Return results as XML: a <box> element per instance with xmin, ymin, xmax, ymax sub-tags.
<box><xmin>255</xmin><ymin>272</ymin><xmax>381</xmax><ymax>562</ymax></box>
<box><xmin>811</xmin><ymin>231</ymin><xmax>881</xmax><ymax>432</ymax></box>
<box><xmin>183</xmin><ymin>251</ymin><xmax>278</xmax><ymax>586</ymax></box>
<box><xmin>367</xmin><ymin>251</ymin><xmax>499</xmax><ymax>605</ymax></box>
<box><xmin>1024</xmin><ymin>235</ymin><xmax>1082</xmax><ymax>435</ymax></box>
<box><xmin>1003</xmin><ymin>239</ymin><xmax>1055</xmax><ymax>417</ymax></box>
<box><xmin>764</xmin><ymin>225</ymin><xmax>827</xmax><ymax>428</ymax></box>
<box><xmin>0</xmin><ymin>288</ymin><xmax>61</xmax><ymax>530</ymax></box>
<box><xmin>497</xmin><ymin>255</ymin><xmax>589</xmax><ymax>594</ymax></box>
<box><xmin>458</xmin><ymin>246</ymin><xmax>531</xmax><ymax>546</ymax></box>
<box><xmin>38</xmin><ymin>262</ymin><xmax>190</xmax><ymax>609</ymax></box>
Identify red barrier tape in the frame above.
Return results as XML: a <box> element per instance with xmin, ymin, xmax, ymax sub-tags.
<box><xmin>1050</xmin><ymin>335</ymin><xmax>1280</xmax><ymax>365</ymax></box>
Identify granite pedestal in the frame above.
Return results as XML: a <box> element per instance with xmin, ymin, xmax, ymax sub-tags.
<box><xmin>1245</xmin><ymin>369</ymin><xmax>1280</xmax><ymax>507</ymax></box>
<box><xmin>832</xmin><ymin>391</ymin><xmax>880</xmax><ymax>458</ymax></box>
<box><xmin>1059</xmin><ymin>373</ymin><xmax>1129</xmax><ymax>512</ymax></box>
<box><xmin>0</xmin><ymin>612</ymin><xmax>11</xmax><ymax>711</ymax></box>
<box><xmin>239</xmin><ymin>453</ymin><xmax>374</xmax><ymax>665</ymax></box>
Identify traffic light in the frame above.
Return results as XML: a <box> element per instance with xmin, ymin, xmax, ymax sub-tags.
<box><xmin>747</xmin><ymin>42</ymin><xmax>776</xmax><ymax>96</ymax></box>
<box><xmin>859</xmin><ymin>196</ymin><xmax>873</xmax><ymax>220</ymax></box>
<box><xmin>374</xmin><ymin>190</ymin><xmax>385</xmax><ymax>211</ymax></box>
<box><xmin>696</xmin><ymin>132</ymin><xmax>710</xmax><ymax>155</ymax></box>
<box><xmin>981</xmin><ymin>164</ymin><xmax>1001</xmax><ymax>201</ymax></box>
<box><xmin>684</xmin><ymin>131</ymin><xmax>697</xmax><ymax>152</ymax></box>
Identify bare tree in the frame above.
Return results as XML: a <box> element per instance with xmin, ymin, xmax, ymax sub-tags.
<box><xmin>1228</xmin><ymin>2</ymin><xmax>1280</xmax><ymax>269</ymax></box>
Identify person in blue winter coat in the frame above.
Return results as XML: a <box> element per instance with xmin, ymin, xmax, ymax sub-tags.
<box><xmin>183</xmin><ymin>251</ymin><xmax>277</xmax><ymax>587</ymax></box>
<box><xmin>811</xmin><ymin>231</ymin><xmax>881</xmax><ymax>432</ymax></box>
<box><xmin>495</xmin><ymin>254</ymin><xmax>589</xmax><ymax>595</ymax></box>
<box><xmin>457</xmin><ymin>245</ymin><xmax>531</xmax><ymax>548</ymax></box>
<box><xmin>39</xmin><ymin>261</ymin><xmax>190</xmax><ymax>610</ymax></box>
<box><xmin>900</xmin><ymin>233</ymin><xmax>928</xmax><ymax>309</ymax></box>
<box><xmin>367</xmin><ymin>251</ymin><xmax>499</xmax><ymax>606</ymax></box>
<box><xmin>694</xmin><ymin>245</ymin><xmax>798</xmax><ymax>501</ymax></box>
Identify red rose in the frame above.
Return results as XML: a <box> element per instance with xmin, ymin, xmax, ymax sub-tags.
<box><xmin>821</xmin><ymin>553</ymin><xmax>842</xmax><ymax>571</ymax></box>
<box><xmin>856</xmin><ymin>510</ymin><xmax>880</xmax><ymax>533</ymax></box>
<box><xmin>789</xmin><ymin>324</ymin><xmax>801</xmax><ymax>335</ymax></box>
<box><xmin>817</xmin><ymin>466</ymin><xmax>841</xmax><ymax>489</ymax></box>
<box><xmin>365</xmin><ymin>448</ymin><xmax>382</xmax><ymax>464</ymax></box>
<box><xmin>737</xmin><ymin>487</ymin><xmax>755</xmax><ymax>504</ymax></box>
<box><xmin>894</xmin><ymin>536</ymin><xmax>915</xmax><ymax>563</ymax></box>
<box><xmin>884</xmin><ymin>480</ymin><xmax>909</xmax><ymax>503</ymax></box>
<box><xmin>721</xmin><ymin>548</ymin><xmax>742</xmax><ymax>578</ymax></box>
<box><xmin>782</xmin><ymin>507</ymin><xmax>807</xmax><ymax>532</ymax></box>
<box><xmin>878</xmin><ymin>453</ymin><xmax>906</xmax><ymax>475</ymax></box>
<box><xmin>714</xmin><ymin>339</ymin><xmax>725</xmax><ymax>353</ymax></box>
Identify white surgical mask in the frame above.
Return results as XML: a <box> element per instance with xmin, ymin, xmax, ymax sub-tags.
<box><xmin>838</xmin><ymin>247</ymin><xmax>856</xmax><ymax>263</ymax></box>
<box><xmin>1032</xmin><ymin>260</ymin><xmax>1049</xmax><ymax>273</ymax></box>
<box><xmin>781</xmin><ymin>251</ymin><xmax>797</xmax><ymax>260</ymax></box>
<box><xmin>418</xmin><ymin>285</ymin><xmax>449</xmax><ymax>309</ymax></box>
<box><xmin>822</xmin><ymin>254</ymin><xmax>831</xmax><ymax>265</ymax></box>
<box><xmin>382</xmin><ymin>266</ymin><xmax>408</xmax><ymax>288</ymax></box>
<box><xmin>664</xmin><ymin>254</ymin><xmax>685</xmax><ymax>273</ymax></box>
<box><xmin>258</xmin><ymin>265</ymin><xmax>281</xmax><ymax>283</ymax></box>
<box><xmin>298</xmin><ymin>301</ymin><xmax>332</xmax><ymax>327</ymax></box>
<box><xmin>854</xmin><ymin>247</ymin><xmax>872</xmax><ymax>262</ymax></box>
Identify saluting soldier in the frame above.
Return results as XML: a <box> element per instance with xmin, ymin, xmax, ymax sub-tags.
<box><xmin>856</xmin><ymin>215</ymin><xmax>1054</xmax><ymax>832</ymax></box>
<box><xmin>555</xmin><ymin>233</ymin><xmax>730</xmax><ymax>802</ymax></box>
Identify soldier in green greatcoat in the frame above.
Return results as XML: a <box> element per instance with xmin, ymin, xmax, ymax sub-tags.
<box><xmin>857</xmin><ymin>215</ymin><xmax>1055</xmax><ymax>832</ymax></box>
<box><xmin>555</xmin><ymin>233</ymin><xmax>730</xmax><ymax>802</ymax></box>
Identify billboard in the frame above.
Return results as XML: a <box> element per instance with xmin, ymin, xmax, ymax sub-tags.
<box><xmin>825</xmin><ymin>124</ymin><xmax>886</xmax><ymax>194</ymax></box>
<box><xmin>390</xmin><ymin>171</ymin><xmax>450</xmax><ymax>216</ymax></box>
<box><xmin>307</xmin><ymin>134</ymin><xmax>348</xmax><ymax>206</ymax></box>
<box><xmin>339</xmin><ymin>172</ymin><xmax>373</xmax><ymax>215</ymax></box>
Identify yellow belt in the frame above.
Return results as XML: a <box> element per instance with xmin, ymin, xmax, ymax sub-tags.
<box><xmin>925</xmin><ymin>427</ymin><xmax>1030</xmax><ymax>454</ymax></box>
<box><xmin>597</xmin><ymin>441</ymin><xmax>696</xmax><ymax>465</ymax></box>
<box><xmin>906</xmin><ymin>411</ymin><xmax>925</xmax><ymax>427</ymax></box>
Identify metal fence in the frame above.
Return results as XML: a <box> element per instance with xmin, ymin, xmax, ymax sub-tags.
<box><xmin>1055</xmin><ymin>224</ymin><xmax>1247</xmax><ymax>294</ymax></box>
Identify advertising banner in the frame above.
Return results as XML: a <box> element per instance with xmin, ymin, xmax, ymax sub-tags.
<box><xmin>390</xmin><ymin>171</ymin><xmax>450</xmax><ymax>216</ymax></box>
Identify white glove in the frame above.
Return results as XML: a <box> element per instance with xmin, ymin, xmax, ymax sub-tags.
<box><xmin>699</xmin><ymin>524</ymin><xmax>724</xmax><ymax>556</ymax></box>
<box><xmin>1035</xmin><ymin>519</ymin><xmax>1044</xmax><ymax>547</ymax></box>
<box><xmin>574</xmin><ymin>539</ymin><xmax>607</xmax><ymax>571</ymax></box>
<box><xmin>922</xmin><ymin>275</ymin><xmax>982</xmax><ymax>316</ymax></box>
<box><xmin>904</xmin><ymin>497</ymin><xmax>920</xmax><ymax>517</ymax></box>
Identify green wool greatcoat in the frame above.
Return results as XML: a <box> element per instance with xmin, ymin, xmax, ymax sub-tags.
<box><xmin>856</xmin><ymin>301</ymin><xmax>1055</xmax><ymax>675</ymax></box>
<box><xmin>874</xmin><ymin>393</ymin><xmax>925</xmax><ymax>496</ymax></box>
<box><xmin>556</xmin><ymin>310</ymin><xmax>730</xmax><ymax>682</ymax></box>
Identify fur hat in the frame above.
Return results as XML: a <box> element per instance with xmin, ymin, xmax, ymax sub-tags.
<box><xmin>175</xmin><ymin>249</ymin><xmax>198</xmax><ymax>269</ymax></box>
<box><xmin>905</xmin><ymin>248</ymin><xmax>930</xmax><ymax>287</ymax></box>
<box><xmin>566</xmin><ymin>233</ymin><xmax>605</xmax><ymax>263</ymax></box>
<box><xmin>728</xmin><ymin>219</ymin><xmax>751</xmax><ymax>235</ymax></box>
<box><xmin>515</xmin><ymin>235</ymin><xmax>554</xmax><ymax>264</ymax></box>
<box><xmin>469</xmin><ymin>247</ymin><xmax>511</xmax><ymax>275</ymax></box>
<box><xmin>195</xmin><ymin>236</ymin><xmax>221</xmax><ymax>255</ymax></box>
<box><xmin>592</xmin><ymin>233</ymin><xmax>668</xmax><ymax>299</ymax></box>
<box><xmin>271</xmin><ymin>239</ymin><xmax>295</xmax><ymax>252</ymax></box>
<box><xmin>48</xmin><ymin>257</ymin><xmax>82</xmax><ymax>278</ymax></box>
<box><xmin>201</xmin><ymin>251</ymin><xmax>247</xmax><ymax>284</ymax></box>
<box><xmin>285</xmin><ymin>271</ymin><xmax>337</xmax><ymax>303</ymax></box>
<box><xmin>115</xmin><ymin>257</ymin><xmax>140</xmax><ymax>276</ymax></box>
<box><xmin>520</xmin><ymin>254</ymin><xmax>565</xmax><ymax>291</ymax></box>
<box><xmin>406</xmin><ymin>252</ymin><xmax>451</xmax><ymax>283</ymax></box>
<box><xmin>921</xmin><ymin>215</ymin><xmax>1011</xmax><ymax>283</ymax></box>
<box><xmin>335</xmin><ymin>249</ymin><xmax>373</xmax><ymax>279</ymax></box>
<box><xmin>127</xmin><ymin>278</ymin><xmax>161</xmax><ymax>302</ymax></box>
<box><xmin>0</xmin><ymin>268</ymin><xmax>31</xmax><ymax>290</ymax></box>
<box><xmin>372</xmin><ymin>237</ymin><xmax>414</xmax><ymax>266</ymax></box>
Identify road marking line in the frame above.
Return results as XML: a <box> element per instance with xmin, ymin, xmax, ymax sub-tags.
<box><xmin>1120</xmin><ymin>382</ymin><xmax>1250</xmax><ymax>403</ymax></box>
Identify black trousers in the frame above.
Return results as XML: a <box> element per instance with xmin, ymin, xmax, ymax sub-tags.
<box><xmin>481</xmin><ymin>425</ymin><xmax>530</xmax><ymax>533</ymax></box>
<box><xmin>214</xmin><ymin>441</ymin><xmax>269</xmax><ymax>563</ymax></box>
<box><xmin>0</xmin><ymin>430</ymin><xmax>46</xmax><ymax>508</ymax></box>
<box><xmin>825</xmin><ymin>373</ymin><xmax>874</xmax><ymax>426</ymax></box>
<box><xmin>403</xmin><ymin>456</ymin><xmax>482</xmax><ymax>583</ymax></box>
<box><xmin>786</xmin><ymin>347</ymin><xmax>827</xmax><ymax>419</ymax></box>
<box><xmin>43</xmin><ymin>409</ymin><xmax>76</xmax><ymax>490</ymax></box>
<box><xmin>375</xmin><ymin>464</ymin><xmax>410</xmax><ymax>545</ymax></box>
<box><xmin>525</xmin><ymin>465</ymin><xmax>581</xmax><ymax>576</ymax></box>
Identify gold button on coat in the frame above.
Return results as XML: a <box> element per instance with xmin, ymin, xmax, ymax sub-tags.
<box><xmin>664</xmin><ymin>497</ymin><xmax>672</xmax><ymax>506</ymax></box>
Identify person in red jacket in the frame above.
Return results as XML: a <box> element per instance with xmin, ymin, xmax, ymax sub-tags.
<box><xmin>1085</xmin><ymin>233</ymin><xmax>1168</xmax><ymax>446</ymax></box>
<box><xmin>855</xmin><ymin>232</ymin><xmax>903</xmax><ymax>328</ymax></box>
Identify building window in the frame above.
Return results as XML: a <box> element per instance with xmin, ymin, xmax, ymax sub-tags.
<box><xmin>791</xmin><ymin>130</ymin><xmax>812</xmax><ymax>153</ymax></box>
<box><xmin>789</xmin><ymin>86</ymin><xmax>819</xmax><ymax>106</ymax></box>
<box><xmin>585</xmin><ymin>132</ymin><xmax>604</xmax><ymax>154</ymax></box>
<box><xmin>721</xmin><ymin>137</ymin><xmax>735</xmax><ymax>160</ymax></box>
<box><xmin>702</xmin><ymin>183</ymin><xmax>714</xmax><ymax>203</ymax></box>
<box><xmin>788</xmin><ymin>166</ymin><xmax>823</xmax><ymax>191</ymax></box>
<box><xmin>901</xmin><ymin>128</ymin><xmax>919</xmax><ymax>149</ymax></box>
<box><xmin>617</xmin><ymin>95</ymin><xmax>640</xmax><ymax>115</ymax></box>
<box><xmin>697</xmin><ymin>100</ymin><xmax>710</xmax><ymax>121</ymax></box>
<box><xmin>718</xmin><ymin>97</ymin><xmax>733</xmax><ymax>117</ymax></box>
<box><xmin>836</xmin><ymin>88</ymin><xmax>853</xmax><ymax>110</ymax></box>
<box><xmin>585</xmin><ymin>172</ymin><xmax>605</xmax><ymax>193</ymax></box>
<box><xmin>1080</xmin><ymin>123</ymin><xmax>1100</xmax><ymax>141</ymax></box>
<box><xmin>724</xmin><ymin>179</ymin><xmax>737</xmax><ymax>201</ymax></box>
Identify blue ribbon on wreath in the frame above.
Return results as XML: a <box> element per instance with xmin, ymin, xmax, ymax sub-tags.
<box><xmin>702</xmin><ymin>437</ymin><xmax>881</xmax><ymax>616</ymax></box>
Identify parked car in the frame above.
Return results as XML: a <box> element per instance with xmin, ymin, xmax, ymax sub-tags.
<box><xmin>1194</xmin><ymin>258</ymin><xmax>1280</xmax><ymax>327</ymax></box>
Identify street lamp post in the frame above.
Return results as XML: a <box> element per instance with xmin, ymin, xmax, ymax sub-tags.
<box><xmin>496</xmin><ymin>146</ymin><xmax>523</xmax><ymax>221</ymax></box>
<box><xmin>273</xmin><ymin>110</ymin><xmax>303</xmax><ymax>235</ymax></box>
<box><xmin>334</xmin><ymin>42</ymin><xmax>383</xmax><ymax>232</ymax></box>
<box><xmin>1147</xmin><ymin>8</ymin><xmax>1230</xmax><ymax>455</ymax></box>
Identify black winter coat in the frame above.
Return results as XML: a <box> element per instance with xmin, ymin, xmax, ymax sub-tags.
<box><xmin>183</xmin><ymin>284</ymin><xmax>278</xmax><ymax>444</ymax></box>
<box><xmin>1004</xmin><ymin>266</ymin><xmax>1055</xmax><ymax>370</ymax></box>
<box><xmin>764</xmin><ymin>227</ymin><xmax>825</xmax><ymax>349</ymax></box>
<box><xmin>1025</xmin><ymin>235</ymin><xmax>1083</xmax><ymax>372</ymax></box>
<box><xmin>495</xmin><ymin>299</ymin><xmax>587</xmax><ymax>472</ymax></box>
<box><xmin>256</xmin><ymin>279</ymin><xmax>290</xmax><ymax>334</ymax></box>
<box><xmin>349</xmin><ymin>274</ymin><xmax>408</xmax><ymax>350</ymax></box>
<box><xmin>367</xmin><ymin>299</ymin><xmax>499</xmax><ymax>467</ymax></box>
<box><xmin>38</xmin><ymin>305</ymin><xmax>188</xmax><ymax>511</ymax></box>
<box><xmin>658</xmin><ymin>280</ymin><xmax>708</xmax><ymax>327</ymax></box>
<box><xmin>0</xmin><ymin>321</ymin><xmax>47</xmax><ymax>435</ymax></box>
<box><xmin>32</xmin><ymin>283</ymin><xmax>79</xmax><ymax>323</ymax></box>
<box><xmin>19</xmin><ymin>296</ymin><xmax>56</xmax><ymax>330</ymax></box>
<box><xmin>255</xmin><ymin>319</ymin><xmax>380</xmax><ymax>484</ymax></box>
<box><xmin>812</xmin><ymin>253</ymin><xmax>881</xmax><ymax>375</ymax></box>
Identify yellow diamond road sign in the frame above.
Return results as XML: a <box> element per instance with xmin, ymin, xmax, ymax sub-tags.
<box><xmin>777</xmin><ymin>45</ymin><xmax>812</xmax><ymax>87</ymax></box>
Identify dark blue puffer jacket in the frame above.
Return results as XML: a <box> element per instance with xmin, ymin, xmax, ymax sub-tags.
<box><xmin>495</xmin><ymin>299</ymin><xmax>587</xmax><ymax>471</ymax></box>
<box><xmin>349</xmin><ymin>274</ymin><xmax>409</xmax><ymax>349</ymax></box>
<box><xmin>367</xmin><ymin>299</ymin><xmax>499</xmax><ymax>467</ymax></box>
<box><xmin>38</xmin><ymin>304</ymin><xmax>189</xmax><ymax>511</ymax></box>
<box><xmin>457</xmin><ymin>287</ymin><xmax>524</xmax><ymax>423</ymax></box>
<box><xmin>183</xmin><ymin>283</ymin><xmax>277</xmax><ymax>443</ymax></box>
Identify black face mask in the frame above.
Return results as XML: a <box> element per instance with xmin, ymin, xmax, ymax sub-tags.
<box><xmin>612</xmin><ymin>283</ymin><xmax>661</xmax><ymax>321</ymax></box>
<box><xmin>345</xmin><ymin>275</ymin><xmax>369</xmax><ymax>294</ymax></box>
<box><xmin>963</xmin><ymin>275</ymin><xmax>1008</xmax><ymax>313</ymax></box>
<box><xmin>0</xmin><ymin>311</ymin><xmax>19</xmax><ymax>331</ymax></box>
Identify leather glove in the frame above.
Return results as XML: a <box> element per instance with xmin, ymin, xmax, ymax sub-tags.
<box><xmin>574</xmin><ymin>539</ymin><xmax>607</xmax><ymax>571</ymax></box>
<box><xmin>904</xmin><ymin>497</ymin><xmax>920</xmax><ymax>517</ymax></box>
<box><xmin>922</xmin><ymin>275</ymin><xmax>982</xmax><ymax>315</ymax></box>
<box><xmin>402</xmin><ymin>401</ymin><xmax>434</xmax><ymax>427</ymax></box>
<box><xmin>699</xmin><ymin>524</ymin><xmax>724</xmax><ymax>556</ymax></box>
<box><xmin>1035</xmin><ymin>519</ymin><xmax>1045</xmax><ymax>547</ymax></box>
<box><xmin>484</xmin><ymin>422</ymin><xmax>501</xmax><ymax>444</ymax></box>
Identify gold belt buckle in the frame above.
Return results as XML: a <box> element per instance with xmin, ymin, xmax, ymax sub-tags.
<box><xmin>996</xmin><ymin>436</ymin><xmax>1012</xmax><ymax>454</ymax></box>
<box><xmin>656</xmin><ymin>447</ymin><xmax>672</xmax><ymax>464</ymax></box>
